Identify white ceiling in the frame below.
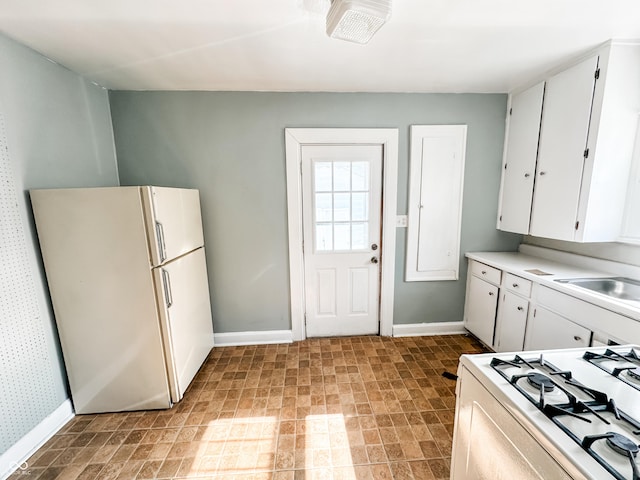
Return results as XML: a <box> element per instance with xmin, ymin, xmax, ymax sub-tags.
<box><xmin>1</xmin><ymin>0</ymin><xmax>639</xmax><ymax>92</ymax></box>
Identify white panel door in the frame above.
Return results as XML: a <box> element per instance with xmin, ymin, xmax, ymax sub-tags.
<box><xmin>143</xmin><ymin>186</ymin><xmax>205</xmax><ymax>266</ymax></box>
<box><xmin>301</xmin><ymin>145</ymin><xmax>382</xmax><ymax>337</ymax></box>
<box><xmin>153</xmin><ymin>247</ymin><xmax>214</xmax><ymax>402</ymax></box>
<box><xmin>406</xmin><ymin>125</ymin><xmax>467</xmax><ymax>281</ymax></box>
<box><xmin>529</xmin><ymin>55</ymin><xmax>599</xmax><ymax>240</ymax></box>
<box><xmin>498</xmin><ymin>81</ymin><xmax>545</xmax><ymax>234</ymax></box>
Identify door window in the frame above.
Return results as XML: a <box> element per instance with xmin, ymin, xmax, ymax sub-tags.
<box><xmin>313</xmin><ymin>160</ymin><xmax>370</xmax><ymax>252</ymax></box>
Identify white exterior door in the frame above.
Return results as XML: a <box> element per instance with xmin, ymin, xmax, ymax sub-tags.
<box><xmin>301</xmin><ymin>144</ymin><xmax>382</xmax><ymax>337</ymax></box>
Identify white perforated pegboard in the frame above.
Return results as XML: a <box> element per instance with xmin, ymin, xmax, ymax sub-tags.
<box><xmin>0</xmin><ymin>113</ymin><xmax>60</xmax><ymax>454</ymax></box>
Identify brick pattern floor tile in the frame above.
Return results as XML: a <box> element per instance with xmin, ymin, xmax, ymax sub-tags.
<box><xmin>9</xmin><ymin>334</ymin><xmax>486</xmax><ymax>479</ymax></box>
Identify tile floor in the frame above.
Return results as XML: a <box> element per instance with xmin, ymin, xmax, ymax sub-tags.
<box><xmin>13</xmin><ymin>334</ymin><xmax>486</xmax><ymax>480</ymax></box>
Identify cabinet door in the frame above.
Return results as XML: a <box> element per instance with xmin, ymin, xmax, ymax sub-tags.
<box><xmin>529</xmin><ymin>55</ymin><xmax>599</xmax><ymax>241</ymax></box>
<box><xmin>498</xmin><ymin>81</ymin><xmax>545</xmax><ymax>234</ymax></box>
<box><xmin>524</xmin><ymin>307</ymin><xmax>591</xmax><ymax>351</ymax></box>
<box><xmin>494</xmin><ymin>291</ymin><xmax>528</xmax><ymax>352</ymax></box>
<box><xmin>464</xmin><ymin>275</ymin><xmax>499</xmax><ymax>347</ymax></box>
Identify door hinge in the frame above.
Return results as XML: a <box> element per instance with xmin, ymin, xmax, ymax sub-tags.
<box><xmin>583</xmin><ymin>148</ymin><xmax>589</xmax><ymax>159</ymax></box>
<box><xmin>575</xmin><ymin>221</ymin><xmax>580</xmax><ymax>230</ymax></box>
<box><xmin>594</xmin><ymin>68</ymin><xmax>600</xmax><ymax>80</ymax></box>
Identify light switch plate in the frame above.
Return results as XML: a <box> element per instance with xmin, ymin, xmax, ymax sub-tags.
<box><xmin>396</xmin><ymin>215</ymin><xmax>408</xmax><ymax>227</ymax></box>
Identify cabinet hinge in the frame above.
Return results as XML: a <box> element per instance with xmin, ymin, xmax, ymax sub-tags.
<box><xmin>583</xmin><ymin>148</ymin><xmax>589</xmax><ymax>159</ymax></box>
<box><xmin>499</xmin><ymin>215</ymin><xmax>502</xmax><ymax>222</ymax></box>
<box><xmin>509</xmin><ymin>107</ymin><xmax>513</xmax><ymax>116</ymax></box>
<box><xmin>533</xmin><ymin>308</ymin><xmax>537</xmax><ymax>317</ymax></box>
<box><xmin>594</xmin><ymin>68</ymin><xmax>600</xmax><ymax>80</ymax></box>
<box><xmin>575</xmin><ymin>221</ymin><xmax>580</xmax><ymax>230</ymax></box>
<box><xmin>504</xmin><ymin>163</ymin><xmax>508</xmax><ymax>170</ymax></box>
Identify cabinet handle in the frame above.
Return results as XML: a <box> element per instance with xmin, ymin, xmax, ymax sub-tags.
<box><xmin>512</xmin><ymin>283</ymin><xmax>519</xmax><ymax>288</ymax></box>
<box><xmin>539</xmin><ymin>171</ymin><xmax>547</xmax><ymax>176</ymax></box>
<box><xmin>524</xmin><ymin>173</ymin><xmax>530</xmax><ymax>178</ymax></box>
<box><xmin>489</xmin><ymin>292</ymin><xmax>494</xmax><ymax>296</ymax></box>
<box><xmin>574</xmin><ymin>335</ymin><xmax>582</xmax><ymax>342</ymax></box>
<box><xmin>517</xmin><ymin>306</ymin><xmax>524</xmax><ymax>311</ymax></box>
<box><xmin>481</xmin><ymin>270</ymin><xmax>487</xmax><ymax>275</ymax></box>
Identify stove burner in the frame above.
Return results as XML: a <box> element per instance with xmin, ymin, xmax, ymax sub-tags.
<box><xmin>605</xmin><ymin>432</ymin><xmax>639</xmax><ymax>457</ymax></box>
<box><xmin>527</xmin><ymin>373</ymin><xmax>555</xmax><ymax>392</ymax></box>
<box><xmin>628</xmin><ymin>367</ymin><xmax>640</xmax><ymax>381</ymax></box>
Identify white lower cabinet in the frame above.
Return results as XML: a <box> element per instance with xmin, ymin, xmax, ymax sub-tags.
<box><xmin>523</xmin><ymin>306</ymin><xmax>591</xmax><ymax>351</ymax></box>
<box><xmin>464</xmin><ymin>274</ymin><xmax>499</xmax><ymax>347</ymax></box>
<box><xmin>494</xmin><ymin>291</ymin><xmax>529</xmax><ymax>352</ymax></box>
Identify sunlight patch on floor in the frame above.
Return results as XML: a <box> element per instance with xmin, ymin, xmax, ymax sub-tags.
<box><xmin>188</xmin><ymin>416</ymin><xmax>278</xmax><ymax>476</ymax></box>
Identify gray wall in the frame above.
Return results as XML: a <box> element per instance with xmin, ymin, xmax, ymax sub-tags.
<box><xmin>110</xmin><ymin>91</ymin><xmax>521</xmax><ymax>333</ymax></box>
<box><xmin>0</xmin><ymin>33</ymin><xmax>118</xmax><ymax>455</ymax></box>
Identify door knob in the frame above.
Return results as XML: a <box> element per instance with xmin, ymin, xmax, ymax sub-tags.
<box><xmin>371</xmin><ymin>243</ymin><xmax>378</xmax><ymax>251</ymax></box>
<box><xmin>371</xmin><ymin>257</ymin><xmax>378</xmax><ymax>264</ymax></box>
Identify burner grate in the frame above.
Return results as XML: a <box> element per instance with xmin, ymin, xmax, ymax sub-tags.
<box><xmin>584</xmin><ymin>349</ymin><xmax>640</xmax><ymax>393</ymax></box>
<box><xmin>491</xmin><ymin>353</ymin><xmax>640</xmax><ymax>480</ymax></box>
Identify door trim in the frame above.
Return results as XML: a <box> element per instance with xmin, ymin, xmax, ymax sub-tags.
<box><xmin>285</xmin><ymin>128</ymin><xmax>398</xmax><ymax>341</ymax></box>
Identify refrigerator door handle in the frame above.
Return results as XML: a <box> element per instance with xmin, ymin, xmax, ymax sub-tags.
<box><xmin>155</xmin><ymin>221</ymin><xmax>167</xmax><ymax>263</ymax></box>
<box><xmin>161</xmin><ymin>268</ymin><xmax>173</xmax><ymax>308</ymax></box>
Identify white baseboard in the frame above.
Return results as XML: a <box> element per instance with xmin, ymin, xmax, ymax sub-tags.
<box><xmin>214</xmin><ymin>330</ymin><xmax>293</xmax><ymax>347</ymax></box>
<box><xmin>393</xmin><ymin>321</ymin><xmax>467</xmax><ymax>337</ymax></box>
<box><xmin>0</xmin><ymin>399</ymin><xmax>74</xmax><ymax>480</ymax></box>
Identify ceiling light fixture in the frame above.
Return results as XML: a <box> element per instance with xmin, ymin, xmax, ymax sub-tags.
<box><xmin>326</xmin><ymin>0</ymin><xmax>392</xmax><ymax>45</ymax></box>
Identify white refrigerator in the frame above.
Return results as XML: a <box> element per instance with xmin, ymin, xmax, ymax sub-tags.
<box><xmin>30</xmin><ymin>186</ymin><xmax>214</xmax><ymax>414</ymax></box>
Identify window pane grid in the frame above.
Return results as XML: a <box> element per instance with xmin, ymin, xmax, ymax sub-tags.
<box><xmin>314</xmin><ymin>160</ymin><xmax>371</xmax><ymax>252</ymax></box>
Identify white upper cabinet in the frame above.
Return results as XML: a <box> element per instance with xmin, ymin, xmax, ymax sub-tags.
<box><xmin>498</xmin><ymin>41</ymin><xmax>640</xmax><ymax>242</ymax></box>
<box><xmin>497</xmin><ymin>81</ymin><xmax>545</xmax><ymax>234</ymax></box>
<box><xmin>529</xmin><ymin>56</ymin><xmax>598</xmax><ymax>240</ymax></box>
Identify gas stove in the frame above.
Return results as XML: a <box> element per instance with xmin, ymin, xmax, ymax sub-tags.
<box><xmin>451</xmin><ymin>345</ymin><xmax>640</xmax><ymax>480</ymax></box>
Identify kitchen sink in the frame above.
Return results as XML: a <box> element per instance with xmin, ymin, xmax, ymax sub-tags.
<box><xmin>555</xmin><ymin>277</ymin><xmax>640</xmax><ymax>302</ymax></box>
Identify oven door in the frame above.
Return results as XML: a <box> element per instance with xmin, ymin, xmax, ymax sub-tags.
<box><xmin>450</xmin><ymin>367</ymin><xmax>575</xmax><ymax>480</ymax></box>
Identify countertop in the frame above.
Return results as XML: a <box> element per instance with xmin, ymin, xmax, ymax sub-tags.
<box><xmin>466</xmin><ymin>248</ymin><xmax>640</xmax><ymax>321</ymax></box>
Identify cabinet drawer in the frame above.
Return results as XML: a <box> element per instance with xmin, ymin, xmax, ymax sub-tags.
<box><xmin>503</xmin><ymin>273</ymin><xmax>532</xmax><ymax>297</ymax></box>
<box><xmin>537</xmin><ymin>286</ymin><xmax>640</xmax><ymax>344</ymax></box>
<box><xmin>470</xmin><ymin>261</ymin><xmax>501</xmax><ymax>286</ymax></box>
<box><xmin>525</xmin><ymin>306</ymin><xmax>591</xmax><ymax>350</ymax></box>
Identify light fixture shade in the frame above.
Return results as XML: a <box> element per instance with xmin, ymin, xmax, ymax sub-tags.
<box><xmin>326</xmin><ymin>0</ymin><xmax>392</xmax><ymax>44</ymax></box>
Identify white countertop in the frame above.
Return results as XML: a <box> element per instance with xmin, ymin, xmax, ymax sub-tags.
<box><xmin>466</xmin><ymin>247</ymin><xmax>640</xmax><ymax>320</ymax></box>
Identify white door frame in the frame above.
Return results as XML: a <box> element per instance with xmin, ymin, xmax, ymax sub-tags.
<box><xmin>285</xmin><ymin>128</ymin><xmax>398</xmax><ymax>341</ymax></box>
